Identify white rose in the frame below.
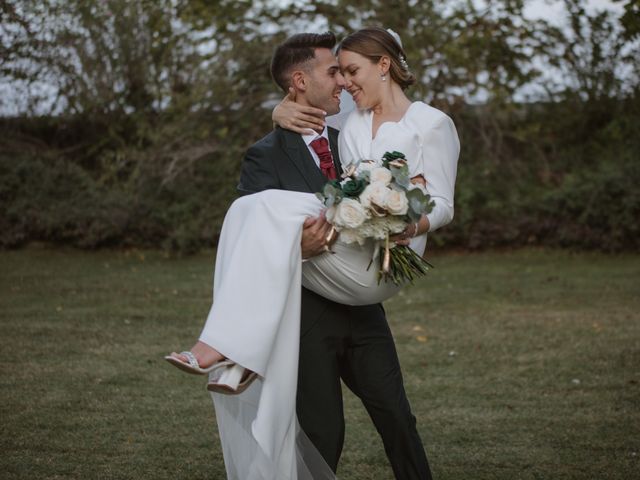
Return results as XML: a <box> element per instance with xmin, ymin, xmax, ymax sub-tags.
<box><xmin>360</xmin><ymin>182</ymin><xmax>390</xmax><ymax>216</ymax></box>
<box><xmin>385</xmin><ymin>189</ymin><xmax>409</xmax><ymax>215</ymax></box>
<box><xmin>363</xmin><ymin>217</ymin><xmax>406</xmax><ymax>239</ymax></box>
<box><xmin>383</xmin><ymin>216</ymin><xmax>408</xmax><ymax>235</ymax></box>
<box><xmin>360</xmin><ymin>219</ymin><xmax>387</xmax><ymax>240</ymax></box>
<box><xmin>370</xmin><ymin>167</ymin><xmax>393</xmax><ymax>185</ymax></box>
<box><xmin>332</xmin><ymin>198</ymin><xmax>367</xmax><ymax>229</ymax></box>
<box><xmin>355</xmin><ymin>160</ymin><xmax>378</xmax><ymax>175</ymax></box>
<box><xmin>340</xmin><ymin>228</ymin><xmax>366</xmax><ymax>245</ymax></box>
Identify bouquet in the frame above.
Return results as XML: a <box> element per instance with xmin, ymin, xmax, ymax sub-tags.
<box><xmin>316</xmin><ymin>151</ymin><xmax>435</xmax><ymax>285</ymax></box>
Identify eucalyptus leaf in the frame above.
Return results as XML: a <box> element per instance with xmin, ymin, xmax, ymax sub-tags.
<box><xmin>391</xmin><ymin>168</ymin><xmax>411</xmax><ymax>189</ymax></box>
<box><xmin>406</xmin><ymin>188</ymin><xmax>434</xmax><ymax>221</ymax></box>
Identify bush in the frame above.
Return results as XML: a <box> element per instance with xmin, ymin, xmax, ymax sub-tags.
<box><xmin>2</xmin><ymin>94</ymin><xmax>638</xmax><ymax>252</ymax></box>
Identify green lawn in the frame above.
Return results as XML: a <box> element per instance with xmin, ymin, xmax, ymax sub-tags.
<box><xmin>1</xmin><ymin>248</ymin><xmax>638</xmax><ymax>479</ymax></box>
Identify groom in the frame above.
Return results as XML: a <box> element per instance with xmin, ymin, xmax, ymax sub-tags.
<box><xmin>237</xmin><ymin>32</ymin><xmax>432</xmax><ymax>479</ymax></box>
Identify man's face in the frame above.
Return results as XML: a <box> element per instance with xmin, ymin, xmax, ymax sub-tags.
<box><xmin>304</xmin><ymin>48</ymin><xmax>345</xmax><ymax>116</ymax></box>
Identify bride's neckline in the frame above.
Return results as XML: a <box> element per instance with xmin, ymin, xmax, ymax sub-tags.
<box><xmin>368</xmin><ymin>102</ymin><xmax>418</xmax><ymax>140</ymax></box>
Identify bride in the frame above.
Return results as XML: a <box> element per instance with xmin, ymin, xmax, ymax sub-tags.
<box><xmin>166</xmin><ymin>27</ymin><xmax>459</xmax><ymax>479</ymax></box>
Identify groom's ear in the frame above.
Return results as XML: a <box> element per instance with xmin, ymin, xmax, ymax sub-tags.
<box><xmin>291</xmin><ymin>70</ymin><xmax>307</xmax><ymax>92</ymax></box>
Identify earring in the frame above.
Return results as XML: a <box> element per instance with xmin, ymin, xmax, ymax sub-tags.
<box><xmin>381</xmin><ymin>74</ymin><xmax>386</xmax><ymax>81</ymax></box>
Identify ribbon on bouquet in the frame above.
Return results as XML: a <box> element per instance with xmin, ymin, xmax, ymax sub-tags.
<box><xmin>368</xmin><ymin>235</ymin><xmax>392</xmax><ymax>275</ymax></box>
<box><xmin>382</xmin><ymin>234</ymin><xmax>391</xmax><ymax>274</ymax></box>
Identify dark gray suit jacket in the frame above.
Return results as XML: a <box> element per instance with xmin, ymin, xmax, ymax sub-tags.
<box><xmin>237</xmin><ymin>126</ymin><xmax>341</xmax><ymax>196</ymax></box>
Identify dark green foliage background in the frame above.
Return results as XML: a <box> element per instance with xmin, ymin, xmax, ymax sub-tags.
<box><xmin>1</xmin><ymin>0</ymin><xmax>638</xmax><ymax>252</ymax></box>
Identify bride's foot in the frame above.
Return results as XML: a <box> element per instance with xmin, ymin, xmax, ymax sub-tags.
<box><xmin>165</xmin><ymin>341</ymin><xmax>232</xmax><ymax>375</ymax></box>
<box><xmin>173</xmin><ymin>341</ymin><xmax>225</xmax><ymax>367</ymax></box>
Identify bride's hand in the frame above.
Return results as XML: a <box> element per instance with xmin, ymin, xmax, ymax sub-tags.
<box><xmin>391</xmin><ymin>214</ymin><xmax>430</xmax><ymax>245</ymax></box>
<box><xmin>390</xmin><ymin>223</ymin><xmax>418</xmax><ymax>246</ymax></box>
<box><xmin>273</xmin><ymin>87</ymin><xmax>326</xmax><ymax>135</ymax></box>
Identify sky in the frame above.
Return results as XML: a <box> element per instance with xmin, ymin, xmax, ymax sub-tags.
<box><xmin>0</xmin><ymin>0</ymin><xmax>629</xmax><ymax>116</ymax></box>
<box><xmin>523</xmin><ymin>0</ymin><xmax>624</xmax><ymax>22</ymax></box>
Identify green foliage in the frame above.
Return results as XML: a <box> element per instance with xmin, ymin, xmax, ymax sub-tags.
<box><xmin>1</xmin><ymin>0</ymin><xmax>638</xmax><ymax>251</ymax></box>
<box><xmin>619</xmin><ymin>0</ymin><xmax>640</xmax><ymax>40</ymax></box>
<box><xmin>541</xmin><ymin>113</ymin><xmax>640</xmax><ymax>250</ymax></box>
<box><xmin>406</xmin><ymin>188</ymin><xmax>433</xmax><ymax>223</ymax></box>
<box><xmin>341</xmin><ymin>178</ymin><xmax>366</xmax><ymax>197</ymax></box>
<box><xmin>0</xmin><ymin>122</ymin><xmax>243</xmax><ymax>251</ymax></box>
<box><xmin>434</xmin><ymin>93</ymin><xmax>640</xmax><ymax>250</ymax></box>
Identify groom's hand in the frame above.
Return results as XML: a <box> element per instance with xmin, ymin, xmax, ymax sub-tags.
<box><xmin>301</xmin><ymin>213</ymin><xmax>335</xmax><ymax>259</ymax></box>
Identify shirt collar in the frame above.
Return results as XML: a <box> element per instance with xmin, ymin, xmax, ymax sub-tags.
<box><xmin>302</xmin><ymin>126</ymin><xmax>329</xmax><ymax>147</ymax></box>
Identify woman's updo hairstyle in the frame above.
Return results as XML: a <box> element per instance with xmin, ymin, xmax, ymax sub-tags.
<box><xmin>337</xmin><ymin>26</ymin><xmax>416</xmax><ymax>90</ymax></box>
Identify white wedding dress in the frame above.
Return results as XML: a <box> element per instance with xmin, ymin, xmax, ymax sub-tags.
<box><xmin>200</xmin><ymin>102</ymin><xmax>459</xmax><ymax>479</ymax></box>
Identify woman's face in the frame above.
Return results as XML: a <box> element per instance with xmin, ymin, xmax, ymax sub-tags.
<box><xmin>338</xmin><ymin>49</ymin><xmax>384</xmax><ymax>110</ymax></box>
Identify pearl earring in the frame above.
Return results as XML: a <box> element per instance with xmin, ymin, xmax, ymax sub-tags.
<box><xmin>381</xmin><ymin>74</ymin><xmax>386</xmax><ymax>81</ymax></box>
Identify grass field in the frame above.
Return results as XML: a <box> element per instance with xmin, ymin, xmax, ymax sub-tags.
<box><xmin>1</xmin><ymin>248</ymin><xmax>638</xmax><ymax>479</ymax></box>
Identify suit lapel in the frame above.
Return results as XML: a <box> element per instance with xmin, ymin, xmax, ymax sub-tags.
<box><xmin>279</xmin><ymin>127</ymin><xmax>330</xmax><ymax>192</ymax></box>
<box><xmin>328</xmin><ymin>127</ymin><xmax>342</xmax><ymax>177</ymax></box>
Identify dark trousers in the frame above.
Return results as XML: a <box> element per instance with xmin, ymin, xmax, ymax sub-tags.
<box><xmin>296</xmin><ymin>288</ymin><xmax>433</xmax><ymax>480</ymax></box>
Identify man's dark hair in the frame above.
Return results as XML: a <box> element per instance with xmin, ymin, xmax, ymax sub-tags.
<box><xmin>270</xmin><ymin>32</ymin><xmax>337</xmax><ymax>92</ymax></box>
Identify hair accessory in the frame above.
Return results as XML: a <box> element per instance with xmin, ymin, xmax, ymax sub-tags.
<box><xmin>386</xmin><ymin>28</ymin><xmax>403</xmax><ymax>48</ymax></box>
<box><xmin>399</xmin><ymin>55</ymin><xmax>409</xmax><ymax>71</ymax></box>
<box><xmin>386</xmin><ymin>28</ymin><xmax>409</xmax><ymax>71</ymax></box>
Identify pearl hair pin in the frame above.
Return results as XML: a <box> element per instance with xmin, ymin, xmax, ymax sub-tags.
<box><xmin>386</xmin><ymin>28</ymin><xmax>409</xmax><ymax>71</ymax></box>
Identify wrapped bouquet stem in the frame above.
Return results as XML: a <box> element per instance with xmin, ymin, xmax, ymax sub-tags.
<box><xmin>382</xmin><ymin>239</ymin><xmax>434</xmax><ymax>285</ymax></box>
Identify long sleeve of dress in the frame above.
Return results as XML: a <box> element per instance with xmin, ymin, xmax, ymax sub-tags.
<box><xmin>415</xmin><ymin>113</ymin><xmax>460</xmax><ymax>232</ymax></box>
